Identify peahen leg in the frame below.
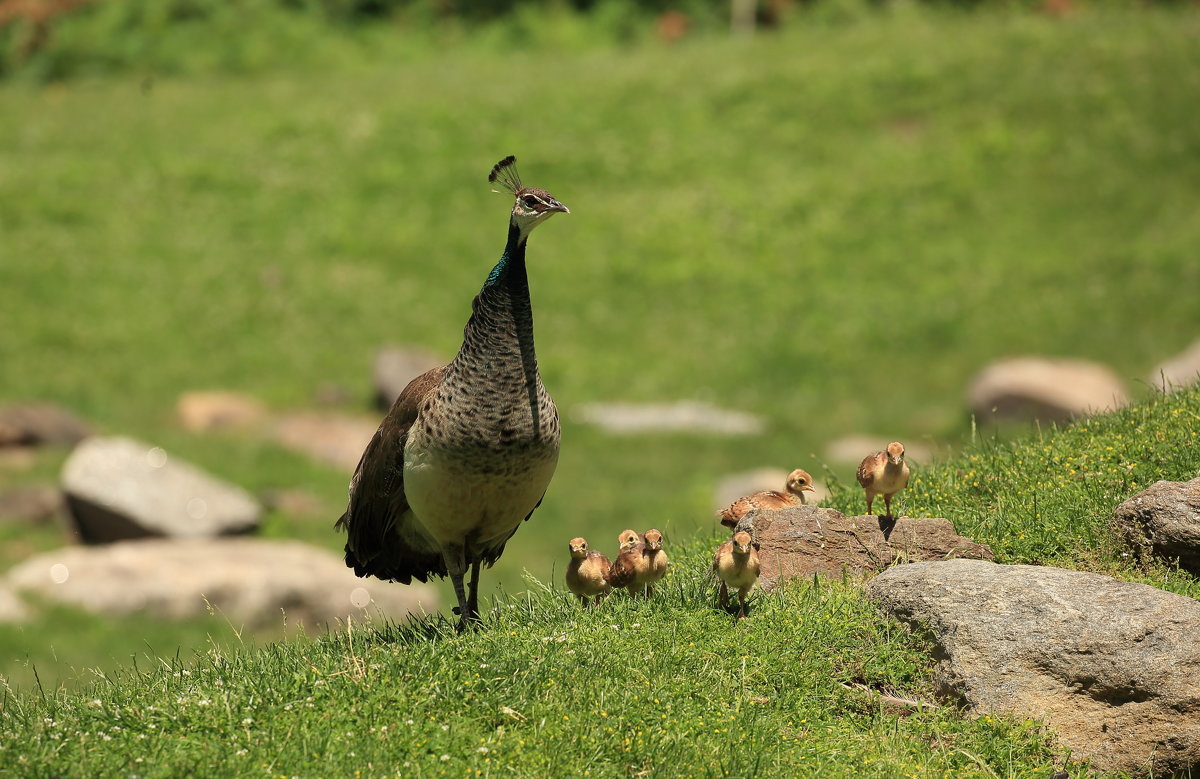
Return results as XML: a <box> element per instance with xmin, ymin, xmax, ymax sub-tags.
<box><xmin>444</xmin><ymin>545</ymin><xmax>470</xmax><ymax>631</ymax></box>
<box><xmin>466</xmin><ymin>560</ymin><xmax>482</xmax><ymax>624</ymax></box>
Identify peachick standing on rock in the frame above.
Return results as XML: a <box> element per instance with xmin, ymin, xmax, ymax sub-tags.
<box><xmin>713</xmin><ymin>530</ymin><xmax>760</xmax><ymax>620</ymax></box>
<box><xmin>336</xmin><ymin>156</ymin><xmax>568</xmax><ymax>630</ymax></box>
<box><xmin>719</xmin><ymin>468</ymin><xmax>816</xmax><ymax>528</ymax></box>
<box><xmin>565</xmin><ymin>537</ymin><xmax>612</xmax><ymax>606</ymax></box>
<box><xmin>856</xmin><ymin>442</ymin><xmax>910</xmax><ymax>518</ymax></box>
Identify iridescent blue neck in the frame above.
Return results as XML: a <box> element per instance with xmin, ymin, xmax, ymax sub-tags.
<box><xmin>484</xmin><ymin>222</ymin><xmax>526</xmax><ymax>288</ymax></box>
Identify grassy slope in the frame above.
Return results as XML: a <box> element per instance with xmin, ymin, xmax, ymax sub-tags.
<box><xmin>1</xmin><ymin>6</ymin><xmax>1200</xmax><ymax>690</ymax></box>
<box><xmin>2</xmin><ymin>386</ymin><xmax>1199</xmax><ymax>777</ymax></box>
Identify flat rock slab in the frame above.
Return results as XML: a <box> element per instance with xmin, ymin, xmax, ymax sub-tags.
<box><xmin>734</xmin><ymin>505</ymin><xmax>993</xmax><ymax>590</ymax></box>
<box><xmin>825</xmin><ymin>435</ymin><xmax>934</xmax><ymax>466</ymax></box>
<box><xmin>61</xmin><ymin>436</ymin><xmax>262</xmax><ymax>542</ymax></box>
<box><xmin>176</xmin><ymin>391</ymin><xmax>268</xmax><ymax>433</ymax></box>
<box><xmin>574</xmin><ymin>401</ymin><xmax>764</xmax><ymax>436</ymax></box>
<box><xmin>0</xmin><ymin>403</ymin><xmax>92</xmax><ymax>447</ymax></box>
<box><xmin>272</xmin><ymin>412</ymin><xmax>378</xmax><ymax>471</ymax></box>
<box><xmin>867</xmin><ymin>559</ymin><xmax>1200</xmax><ymax>777</ymax></box>
<box><xmin>1112</xmin><ymin>477</ymin><xmax>1200</xmax><ymax>575</ymax></box>
<box><xmin>7</xmin><ymin>538</ymin><xmax>436</xmax><ymax>629</ymax></box>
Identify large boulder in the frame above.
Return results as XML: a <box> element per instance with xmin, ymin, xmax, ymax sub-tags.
<box><xmin>6</xmin><ymin>538</ymin><xmax>435</xmax><ymax>629</ymax></box>
<box><xmin>0</xmin><ymin>403</ymin><xmax>92</xmax><ymax>447</ymax></box>
<box><xmin>61</xmin><ymin>436</ymin><xmax>262</xmax><ymax>543</ymax></box>
<box><xmin>732</xmin><ymin>505</ymin><xmax>992</xmax><ymax>590</ymax></box>
<box><xmin>373</xmin><ymin>346</ymin><xmax>444</xmax><ymax>411</ymax></box>
<box><xmin>967</xmin><ymin>356</ymin><xmax>1129</xmax><ymax>425</ymax></box>
<box><xmin>866</xmin><ymin>559</ymin><xmax>1200</xmax><ymax>777</ymax></box>
<box><xmin>1149</xmin><ymin>337</ymin><xmax>1200</xmax><ymax>393</ymax></box>
<box><xmin>1112</xmin><ymin>477</ymin><xmax>1200</xmax><ymax>575</ymax></box>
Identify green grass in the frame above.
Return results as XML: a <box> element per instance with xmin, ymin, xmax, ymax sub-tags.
<box><xmin>0</xmin><ymin>544</ymin><xmax>1067</xmax><ymax>778</ymax></box>
<box><xmin>2</xmin><ymin>386</ymin><xmax>1198</xmax><ymax>776</ymax></box>
<box><xmin>2</xmin><ymin>4</ymin><xmax>1200</xmax><ymax>705</ymax></box>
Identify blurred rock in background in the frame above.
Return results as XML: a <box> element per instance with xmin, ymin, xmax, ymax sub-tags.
<box><xmin>61</xmin><ymin>436</ymin><xmax>262</xmax><ymax>543</ymax></box>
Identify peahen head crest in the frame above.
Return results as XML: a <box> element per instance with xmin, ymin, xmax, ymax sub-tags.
<box><xmin>488</xmin><ymin>155</ymin><xmax>569</xmax><ymax>240</ymax></box>
<box><xmin>488</xmin><ymin>155</ymin><xmax>523</xmax><ymax>194</ymax></box>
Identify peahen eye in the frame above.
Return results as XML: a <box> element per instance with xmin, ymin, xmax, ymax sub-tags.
<box><xmin>522</xmin><ymin>196</ymin><xmax>539</xmax><ymax>208</ymax></box>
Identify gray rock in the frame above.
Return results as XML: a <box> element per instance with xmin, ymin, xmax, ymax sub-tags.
<box><xmin>1112</xmin><ymin>477</ymin><xmax>1200</xmax><ymax>575</ymax></box>
<box><xmin>733</xmin><ymin>505</ymin><xmax>993</xmax><ymax>590</ymax></box>
<box><xmin>61</xmin><ymin>437</ymin><xmax>262</xmax><ymax>543</ymax></box>
<box><xmin>0</xmin><ymin>582</ymin><xmax>28</xmax><ymax>623</ymax></box>
<box><xmin>6</xmin><ymin>538</ymin><xmax>435</xmax><ymax>629</ymax></box>
<box><xmin>373</xmin><ymin>346</ymin><xmax>444</xmax><ymax>410</ymax></box>
<box><xmin>272</xmin><ymin>413</ymin><xmax>378</xmax><ymax>471</ymax></box>
<box><xmin>967</xmin><ymin>356</ymin><xmax>1129</xmax><ymax>425</ymax></box>
<box><xmin>1149</xmin><ymin>337</ymin><xmax>1200</xmax><ymax>393</ymax></box>
<box><xmin>0</xmin><ymin>403</ymin><xmax>92</xmax><ymax>447</ymax></box>
<box><xmin>866</xmin><ymin>559</ymin><xmax>1200</xmax><ymax>777</ymax></box>
<box><xmin>0</xmin><ymin>484</ymin><xmax>66</xmax><ymax>525</ymax></box>
<box><xmin>713</xmin><ymin>468</ymin><xmax>827</xmax><ymax>510</ymax></box>
<box><xmin>574</xmin><ymin>401</ymin><xmax>764</xmax><ymax>436</ymax></box>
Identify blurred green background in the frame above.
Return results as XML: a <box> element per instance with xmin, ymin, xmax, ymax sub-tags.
<box><xmin>2</xmin><ymin>0</ymin><xmax>1199</xmax><ymax>688</ymax></box>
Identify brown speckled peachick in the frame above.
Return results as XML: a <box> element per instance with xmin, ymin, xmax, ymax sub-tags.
<box><xmin>856</xmin><ymin>442</ymin><xmax>911</xmax><ymax>518</ymax></box>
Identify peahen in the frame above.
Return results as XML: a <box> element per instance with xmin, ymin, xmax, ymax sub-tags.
<box><xmin>336</xmin><ymin>156</ymin><xmax>569</xmax><ymax>630</ymax></box>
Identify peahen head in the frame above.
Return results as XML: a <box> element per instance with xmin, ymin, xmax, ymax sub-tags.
<box><xmin>489</xmin><ymin>155</ymin><xmax>569</xmax><ymax>241</ymax></box>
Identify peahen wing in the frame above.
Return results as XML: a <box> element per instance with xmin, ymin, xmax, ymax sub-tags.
<box><xmin>336</xmin><ymin>366</ymin><xmax>448</xmax><ymax>584</ymax></box>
